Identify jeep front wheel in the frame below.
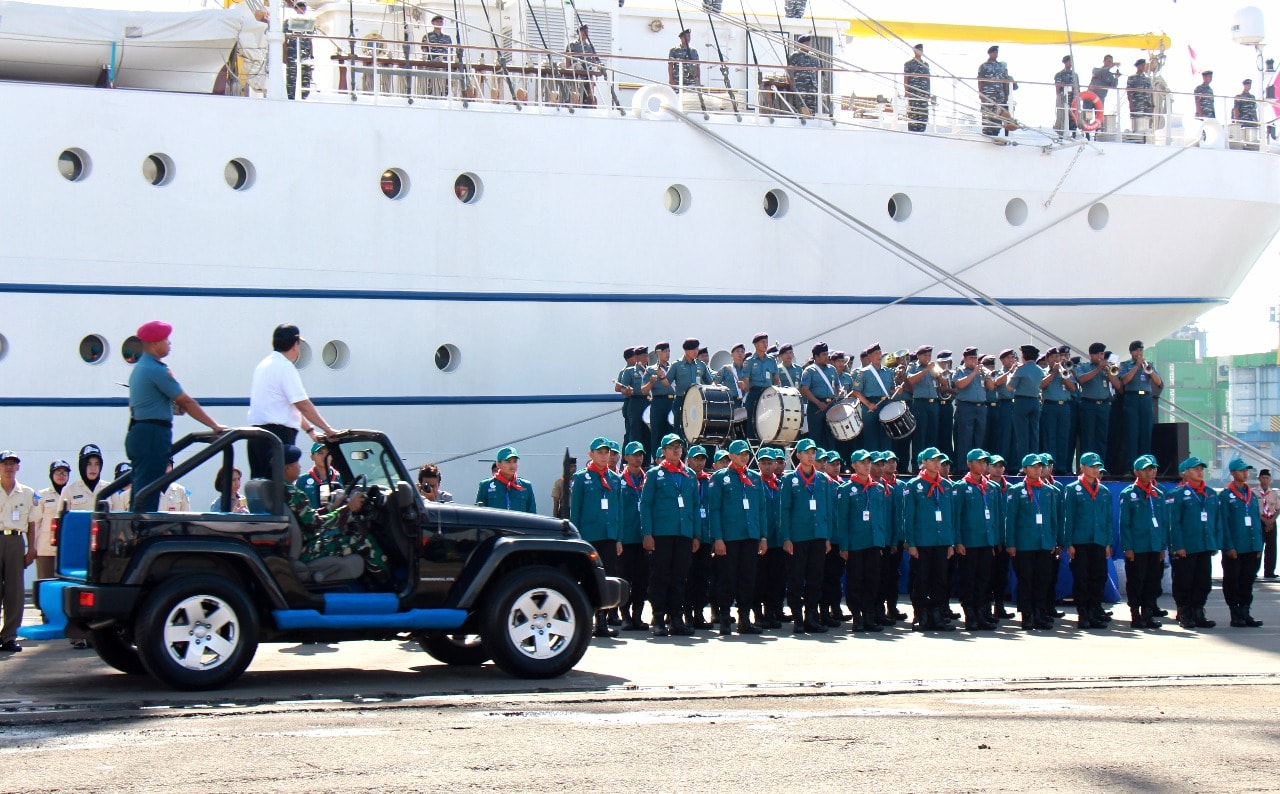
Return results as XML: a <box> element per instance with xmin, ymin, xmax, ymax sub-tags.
<box><xmin>134</xmin><ymin>575</ymin><xmax>259</xmax><ymax>691</ymax></box>
<box><xmin>417</xmin><ymin>632</ymin><xmax>490</xmax><ymax>666</ymax></box>
<box><xmin>480</xmin><ymin>566</ymin><xmax>591</xmax><ymax>679</ymax></box>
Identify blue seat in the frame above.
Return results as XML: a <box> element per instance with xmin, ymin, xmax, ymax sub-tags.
<box><xmin>56</xmin><ymin>511</ymin><xmax>91</xmax><ymax>580</ymax></box>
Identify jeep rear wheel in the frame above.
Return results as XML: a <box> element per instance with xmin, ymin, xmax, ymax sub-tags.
<box><xmin>91</xmin><ymin>626</ymin><xmax>146</xmax><ymax>675</ymax></box>
<box><xmin>134</xmin><ymin>575</ymin><xmax>259</xmax><ymax>691</ymax></box>
<box><xmin>480</xmin><ymin>566</ymin><xmax>591</xmax><ymax>679</ymax></box>
<box><xmin>417</xmin><ymin>632</ymin><xmax>490</xmax><ymax>666</ymax></box>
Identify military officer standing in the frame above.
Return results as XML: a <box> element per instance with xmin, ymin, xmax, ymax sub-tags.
<box><xmin>776</xmin><ymin>342</ymin><xmax>803</xmax><ymax>389</ymax></box>
<box><xmin>800</xmin><ymin>342</ymin><xmax>841</xmax><ymax>449</ymax></box>
<box><xmin>1167</xmin><ymin>456</ymin><xmax>1220</xmax><ymax>630</ymax></box>
<box><xmin>953</xmin><ymin>449</ymin><xmax>1000</xmax><ymax>631</ymax></box>
<box><xmin>977</xmin><ymin>45</ymin><xmax>1016</xmax><ymax>136</ymax></box>
<box><xmin>1119</xmin><ymin>455</ymin><xmax>1169</xmax><ymax>629</ymax></box>
<box><xmin>1126</xmin><ymin>59</ymin><xmax>1153</xmax><ymax>129</ymax></box>
<box><xmin>1074</xmin><ymin>343</ymin><xmax>1118</xmax><ymax>462</ymax></box>
<box><xmin>570</xmin><ymin>437</ymin><xmax>624</xmax><ymax>638</ymax></box>
<box><xmin>851</xmin><ymin>343</ymin><xmax>895</xmax><ymax>452</ymax></box>
<box><xmin>616</xmin><ymin>347</ymin><xmax>648</xmax><ymax>454</ymax></box>
<box><xmin>1233</xmin><ymin>79</ymin><xmax>1259</xmax><ymax>129</ymax></box>
<box><xmin>618</xmin><ymin>441</ymin><xmax>650</xmax><ymax>630</ymax></box>
<box><xmin>1118</xmin><ymin>340</ymin><xmax>1161</xmax><ymax>466</ymax></box>
<box><xmin>743</xmin><ymin>332</ymin><xmax>779</xmax><ymax>442</ymax></box>
<box><xmin>952</xmin><ymin>348</ymin><xmax>995</xmax><ymax>461</ymax></box>
<box><xmin>1194</xmin><ymin>70</ymin><xmax>1215</xmax><ymax>118</ymax></box>
<box><xmin>902</xmin><ymin>447</ymin><xmax>955</xmax><ymax>632</ymax></box>
<box><xmin>669</xmin><ymin>338</ymin><xmax>713</xmax><ymax>442</ymax></box>
<box><xmin>1220</xmin><ymin>458</ymin><xmax>1265</xmax><ymax>628</ymax></box>
<box><xmin>1063</xmin><ymin>452</ymin><xmax>1113</xmax><ymax>629</ymax></box>
<box><xmin>646</xmin><ymin>342</ymin><xmax>676</xmax><ymax>455</ymax></box>
<box><xmin>905</xmin><ymin>345</ymin><xmax>941</xmax><ymax>455</ymax></box>
<box><xmin>1040</xmin><ymin>347</ymin><xmax>1077</xmax><ymax>476</ymax></box>
<box><xmin>475</xmin><ymin>447</ymin><xmax>536</xmax><ymax>512</ymax></box>
<box><xmin>706</xmin><ymin>439</ymin><xmax>766</xmax><ymax>634</ymax></box>
<box><xmin>903</xmin><ymin>43</ymin><xmax>931</xmax><ymax>132</ymax></box>
<box><xmin>1004</xmin><ymin>454</ymin><xmax>1060</xmax><ymax>631</ymax></box>
<box><xmin>780</xmin><ymin>438</ymin><xmax>834</xmax><ymax>633</ymax></box>
<box><xmin>787</xmin><ymin>34</ymin><xmax>821</xmax><ymax>116</ymax></box>
<box><xmin>1054</xmin><ymin>55</ymin><xmax>1079</xmax><ymax>136</ymax></box>
<box><xmin>640</xmin><ymin>434</ymin><xmax>699</xmax><ymax>637</ymax></box>
<box><xmin>667</xmin><ymin>29</ymin><xmax>701</xmax><ymax>88</ymax></box>
<box><xmin>987</xmin><ymin>349</ymin><xmax>1017</xmax><ymax>463</ymax></box>
<box><xmin>1008</xmin><ymin>345</ymin><xmax>1047</xmax><ymax>465</ymax></box>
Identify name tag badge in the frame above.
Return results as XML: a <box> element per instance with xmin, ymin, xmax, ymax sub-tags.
<box><xmin>809</xmin><ymin>498</ymin><xmax>818</xmax><ymax>511</ymax></box>
<box><xmin>320</xmin><ymin>484</ymin><xmax>331</xmax><ymax>503</ymax></box>
<box><xmin>677</xmin><ymin>495</ymin><xmax>685</xmax><ymax>508</ymax></box>
<box><xmin>700</xmin><ymin>508</ymin><xmax>707</xmax><ymax>519</ymax></box>
<box><xmin>10</xmin><ymin>508</ymin><xmax>19</xmax><ymax>522</ymax></box>
<box><xmin>742</xmin><ymin>498</ymin><xmax>750</xmax><ymax>511</ymax></box>
<box><xmin>1035</xmin><ymin>513</ymin><xmax>1043</xmax><ymax>525</ymax></box>
<box><xmin>935</xmin><ymin>510</ymin><xmax>943</xmax><ymax>523</ymax></box>
<box><xmin>862</xmin><ymin>510</ymin><xmax>871</xmax><ymax>522</ymax></box>
<box><xmin>1245</xmin><ymin>516</ymin><xmax>1252</xmax><ymax>527</ymax></box>
<box><xmin>601</xmin><ymin>497</ymin><xmax>610</xmax><ymax>511</ymax></box>
<box><xmin>985</xmin><ymin>509</ymin><xmax>991</xmax><ymax>520</ymax></box>
<box><xmin>1200</xmin><ymin>511</ymin><xmax>1208</xmax><ymax>523</ymax></box>
<box><xmin>1151</xmin><ymin>517</ymin><xmax>1160</xmax><ymax>528</ymax></box>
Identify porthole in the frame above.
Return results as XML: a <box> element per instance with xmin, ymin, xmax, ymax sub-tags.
<box><xmin>295</xmin><ymin>340</ymin><xmax>313</xmax><ymax>369</ymax></box>
<box><xmin>665</xmin><ymin>183</ymin><xmax>691</xmax><ymax>215</ymax></box>
<box><xmin>143</xmin><ymin>153</ymin><xmax>175</xmax><ymax>186</ymax></box>
<box><xmin>121</xmin><ymin>336</ymin><xmax>143</xmax><ymax>364</ymax></box>
<box><xmin>887</xmin><ymin>192</ymin><xmax>912</xmax><ymax>222</ymax></box>
<box><xmin>58</xmin><ymin>149</ymin><xmax>90</xmax><ymax>182</ymax></box>
<box><xmin>225</xmin><ymin>158</ymin><xmax>255</xmax><ymax>191</ymax></box>
<box><xmin>0</xmin><ymin>333</ymin><xmax>8</xmax><ymax>362</ymax></box>
<box><xmin>1004</xmin><ymin>197</ymin><xmax>1028</xmax><ymax>226</ymax></box>
<box><xmin>454</xmin><ymin>173</ymin><xmax>481</xmax><ymax>204</ymax></box>
<box><xmin>435</xmin><ymin>343</ymin><xmax>461</xmax><ymax>372</ymax></box>
<box><xmin>1087</xmin><ymin>202</ymin><xmax>1109</xmax><ymax>231</ymax></box>
<box><xmin>380</xmin><ymin>168</ymin><xmax>408</xmax><ymax>199</ymax></box>
<box><xmin>322</xmin><ymin>340</ymin><xmax>350</xmax><ymax>370</ymax></box>
<box><xmin>79</xmin><ymin>334</ymin><xmax>108</xmax><ymax>365</ymax></box>
<box><xmin>764</xmin><ymin>188</ymin><xmax>789</xmax><ymax>218</ymax></box>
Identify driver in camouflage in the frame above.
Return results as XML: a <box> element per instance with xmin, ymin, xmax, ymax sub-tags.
<box><xmin>282</xmin><ymin>445</ymin><xmax>390</xmax><ymax>580</ymax></box>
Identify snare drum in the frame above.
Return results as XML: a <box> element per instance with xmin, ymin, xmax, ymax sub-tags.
<box><xmin>825</xmin><ymin>401</ymin><xmax>863</xmax><ymax>442</ymax></box>
<box><xmin>879</xmin><ymin>400</ymin><xmax>917</xmax><ymax>440</ymax></box>
<box><xmin>683</xmin><ymin>384</ymin><xmax>734</xmax><ymax>444</ymax></box>
<box><xmin>754</xmin><ymin>386</ymin><xmax>803</xmax><ymax>444</ymax></box>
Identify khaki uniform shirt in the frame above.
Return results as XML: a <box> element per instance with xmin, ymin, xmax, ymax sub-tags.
<box><xmin>0</xmin><ymin>482</ymin><xmax>37</xmax><ymax>546</ymax></box>
<box><xmin>31</xmin><ymin>486</ymin><xmax>60</xmax><ymax>556</ymax></box>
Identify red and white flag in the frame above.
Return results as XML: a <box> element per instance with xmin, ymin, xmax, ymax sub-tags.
<box><xmin>1187</xmin><ymin>44</ymin><xmax>1198</xmax><ymax>75</ymax></box>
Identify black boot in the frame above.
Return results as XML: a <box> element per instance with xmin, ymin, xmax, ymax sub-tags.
<box><xmin>889</xmin><ymin>604</ymin><xmax>910</xmax><ymax>621</ymax></box>
<box><xmin>1194</xmin><ymin>607</ymin><xmax>1216</xmax><ymax>629</ymax></box>
<box><xmin>1078</xmin><ymin>607</ymin><xmax>1095</xmax><ymax>629</ymax></box>
<box><xmin>1152</xmin><ymin>605</ymin><xmax>1168</xmax><ymax>617</ymax></box>
<box><xmin>1093</xmin><ymin>604</ymin><xmax>1112</xmax><ymax>624</ymax></box>
<box><xmin>793</xmin><ymin>615</ymin><xmax>807</xmax><ymax>634</ymax></box>
<box><xmin>1242</xmin><ymin>607</ymin><xmax>1264</xmax><ymax>627</ymax></box>
<box><xmin>717</xmin><ymin>609</ymin><xmax>733</xmax><ymax>635</ymax></box>
<box><xmin>670</xmin><ymin>611</ymin><xmax>694</xmax><ymax>636</ymax></box>
<box><xmin>821</xmin><ymin>605</ymin><xmax>841</xmax><ymax>628</ymax></box>
<box><xmin>739</xmin><ymin>609</ymin><xmax>763</xmax><ymax>634</ymax></box>
<box><xmin>1034</xmin><ymin>607</ymin><xmax>1054</xmax><ymax>630</ymax></box>
<box><xmin>607</xmin><ymin>608</ymin><xmax>622</xmax><ymax>627</ymax></box>
<box><xmin>688</xmin><ymin>608</ymin><xmax>712</xmax><ymax>630</ymax></box>
<box><xmin>595</xmin><ymin>612</ymin><xmax>619</xmax><ymax>638</ymax></box>
<box><xmin>931</xmin><ymin>609</ymin><xmax>955</xmax><ymax>632</ymax></box>
<box><xmin>1145</xmin><ymin>605</ymin><xmax>1163</xmax><ymax>629</ymax></box>
<box><xmin>910</xmin><ymin>604</ymin><xmax>929</xmax><ymax>632</ymax></box>
<box><xmin>963</xmin><ymin>606</ymin><xmax>979</xmax><ymax>631</ymax></box>
<box><xmin>849</xmin><ymin>610</ymin><xmax>866</xmax><ymax>633</ymax></box>
<box><xmin>804</xmin><ymin>608</ymin><xmax>829</xmax><ymax>633</ymax></box>
<box><xmin>763</xmin><ymin>607</ymin><xmax>783</xmax><ymax>630</ymax></box>
<box><xmin>650</xmin><ymin>614</ymin><xmax>670</xmax><ymax>637</ymax></box>
<box><xmin>862</xmin><ymin>608</ymin><xmax>882</xmax><ymax>632</ymax></box>
<box><xmin>1021</xmin><ymin>609</ymin><xmax>1036</xmax><ymax>631</ymax></box>
<box><xmin>1129</xmin><ymin>605</ymin><xmax>1144</xmax><ymax>629</ymax></box>
<box><xmin>1176</xmin><ymin>605</ymin><xmax>1196</xmax><ymax>629</ymax></box>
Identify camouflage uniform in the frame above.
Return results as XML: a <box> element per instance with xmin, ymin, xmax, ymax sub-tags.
<box><xmin>1234</xmin><ymin>90</ymin><xmax>1258</xmax><ymax>126</ymax></box>
<box><xmin>668</xmin><ymin>46</ymin><xmax>701</xmax><ymax>88</ymax></box>
<box><xmin>977</xmin><ymin>58</ymin><xmax>1014</xmax><ymax>136</ymax></box>
<box><xmin>1194</xmin><ymin>83</ymin><xmax>1215</xmax><ymax>119</ymax></box>
<box><xmin>286</xmin><ymin>482</ymin><xmax>389</xmax><ymax>575</ymax></box>
<box><xmin>1126</xmin><ymin>72</ymin><xmax>1153</xmax><ymax>124</ymax></box>
<box><xmin>787</xmin><ymin>49</ymin><xmax>821</xmax><ymax>115</ymax></box>
<box><xmin>904</xmin><ymin>56</ymin><xmax>931</xmax><ymax>132</ymax></box>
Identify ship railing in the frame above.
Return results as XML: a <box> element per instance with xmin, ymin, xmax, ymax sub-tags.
<box><xmin>279</xmin><ymin>32</ymin><xmax>1277</xmax><ymax>150</ymax></box>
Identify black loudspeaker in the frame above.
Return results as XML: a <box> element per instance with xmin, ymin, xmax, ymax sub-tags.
<box><xmin>1152</xmin><ymin>423</ymin><xmax>1189</xmax><ymax>478</ymax></box>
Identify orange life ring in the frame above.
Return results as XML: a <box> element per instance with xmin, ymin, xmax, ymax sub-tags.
<box><xmin>1071</xmin><ymin>90</ymin><xmax>1103</xmax><ymax>132</ymax></box>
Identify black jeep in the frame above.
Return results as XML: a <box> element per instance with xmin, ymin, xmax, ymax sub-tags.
<box><xmin>23</xmin><ymin>428</ymin><xmax>627</xmax><ymax>691</ymax></box>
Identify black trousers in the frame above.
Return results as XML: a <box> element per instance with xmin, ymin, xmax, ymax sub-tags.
<box><xmin>1170</xmin><ymin>551</ymin><xmax>1213</xmax><ymax>609</ymax></box>
<box><xmin>623</xmin><ymin>398</ymin><xmax>648</xmax><ymax>461</ymax></box>
<box><xmin>1012</xmin><ymin>549</ymin><xmax>1053</xmax><ymax>616</ymax></box>
<box><xmin>786</xmin><ymin>539</ymin><xmax>827</xmax><ymax>615</ymax></box>
<box><xmin>685</xmin><ymin>540</ymin><xmax>714</xmax><ymax>614</ymax></box>
<box><xmin>844</xmin><ymin>547</ymin><xmax>882</xmax><ymax>619</ymax></box>
<box><xmin>715</xmin><ymin>539</ymin><xmax>759</xmax><ymax>614</ymax></box>
<box><xmin>957</xmin><ymin>546</ymin><xmax>994</xmax><ymax>610</ymax></box>
<box><xmin>911</xmin><ymin>545</ymin><xmax>950</xmax><ymax>613</ymax></box>
<box><xmin>1263</xmin><ymin>525</ymin><xmax>1276</xmax><ymax>577</ymax></box>
<box><xmin>1125</xmin><ymin>551</ymin><xmax>1164</xmax><ymax>609</ymax></box>
<box><xmin>1069</xmin><ymin>543</ymin><xmax>1108</xmax><ymax>610</ymax></box>
<box><xmin>879</xmin><ymin>545</ymin><xmax>903</xmax><ymax>610</ymax></box>
<box><xmin>650</xmin><ymin>396</ymin><xmax>675</xmax><ymax>453</ymax></box>
<box><xmin>248</xmin><ymin>423</ymin><xmax>298</xmax><ymax>480</ymax></box>
<box><xmin>590</xmin><ymin>540</ymin><xmax>619</xmax><ymax>615</ymax></box>
<box><xmin>647</xmin><ymin>535</ymin><xmax>693</xmax><ymax>617</ymax></box>
<box><xmin>821</xmin><ymin>544</ymin><xmax>844</xmax><ymax>608</ymax></box>
<box><xmin>1222</xmin><ymin>551</ymin><xmax>1261</xmax><ymax>608</ymax></box>
<box><xmin>990</xmin><ymin>545</ymin><xmax>1011</xmax><ymax>604</ymax></box>
<box><xmin>757</xmin><ymin>547</ymin><xmax>789</xmax><ymax>613</ymax></box>
<box><xmin>618</xmin><ymin>542</ymin><xmax>649</xmax><ymax>618</ymax></box>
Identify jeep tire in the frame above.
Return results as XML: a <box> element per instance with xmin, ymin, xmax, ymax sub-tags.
<box><xmin>91</xmin><ymin>626</ymin><xmax>146</xmax><ymax>675</ymax></box>
<box><xmin>417</xmin><ymin>632</ymin><xmax>490</xmax><ymax>666</ymax></box>
<box><xmin>134</xmin><ymin>575</ymin><xmax>260</xmax><ymax>691</ymax></box>
<box><xmin>480</xmin><ymin>566</ymin><xmax>592</xmax><ymax>679</ymax></box>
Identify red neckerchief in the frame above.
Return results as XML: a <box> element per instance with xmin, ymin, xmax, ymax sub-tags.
<box><xmin>623</xmin><ymin>468</ymin><xmax>645</xmax><ymax>491</ymax></box>
<box><xmin>964</xmin><ymin>472</ymin><xmax>987</xmax><ymax>494</ymax></box>
<box><xmin>697</xmin><ymin>469</ymin><xmax>713</xmax><ymax>482</ymax></box>
<box><xmin>1134</xmin><ymin>478</ymin><xmax>1159</xmax><ymax>499</ymax></box>
<box><xmin>762</xmin><ymin>473</ymin><xmax>780</xmax><ymax>491</ymax></box>
<box><xmin>731</xmin><ymin>464</ymin><xmax>753</xmax><ymax>487</ymax></box>
<box><xmin>850</xmin><ymin>474</ymin><xmax>871</xmax><ymax>487</ymax></box>
<box><xmin>1228</xmin><ymin>482</ymin><xmax>1252</xmax><ymax>505</ymax></box>
<box><xmin>882</xmin><ymin>474</ymin><xmax>897</xmax><ymax>486</ymax></box>
<box><xmin>659</xmin><ymin>459</ymin><xmax>686</xmax><ymax>476</ymax></box>
<box><xmin>587</xmin><ymin>463</ymin><xmax>612</xmax><ymax>490</ymax></box>
<box><xmin>1025</xmin><ymin>476</ymin><xmax>1044</xmax><ymax>492</ymax></box>
<box><xmin>308</xmin><ymin>466</ymin><xmax>336</xmax><ymax>483</ymax></box>
<box><xmin>1044</xmin><ymin>473</ymin><xmax>1056</xmax><ymax>485</ymax></box>
<box><xmin>494</xmin><ymin>472</ymin><xmax>524</xmax><ymax>491</ymax></box>
<box><xmin>993</xmin><ymin>474</ymin><xmax>1008</xmax><ymax>491</ymax></box>
<box><xmin>1078</xmin><ymin>475</ymin><xmax>1100</xmax><ymax>499</ymax></box>
<box><xmin>1184</xmin><ymin>479</ymin><xmax>1206</xmax><ymax>497</ymax></box>
<box><xmin>796</xmin><ymin>464</ymin><xmax>818</xmax><ymax>489</ymax></box>
<box><xmin>920</xmin><ymin>470</ymin><xmax>944</xmax><ymax>498</ymax></box>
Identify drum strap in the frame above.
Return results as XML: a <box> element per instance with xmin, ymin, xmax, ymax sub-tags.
<box><xmin>780</xmin><ymin>367</ymin><xmax>795</xmax><ymax>387</ymax></box>
<box><xmin>813</xmin><ymin>366</ymin><xmax>835</xmax><ymax>398</ymax></box>
<box><xmin>868</xmin><ymin>367</ymin><xmax>890</xmax><ymax>398</ymax></box>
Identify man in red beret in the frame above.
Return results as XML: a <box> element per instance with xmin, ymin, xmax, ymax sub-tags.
<box><xmin>126</xmin><ymin>321</ymin><xmax>226</xmax><ymax>511</ymax></box>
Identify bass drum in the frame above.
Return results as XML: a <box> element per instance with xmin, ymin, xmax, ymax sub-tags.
<box><xmin>754</xmin><ymin>386</ymin><xmax>803</xmax><ymax>444</ymax></box>
<box><xmin>826</xmin><ymin>401</ymin><xmax>863</xmax><ymax>442</ymax></box>
<box><xmin>879</xmin><ymin>400</ymin><xmax>917</xmax><ymax>440</ymax></box>
<box><xmin>683</xmin><ymin>384</ymin><xmax>734</xmax><ymax>444</ymax></box>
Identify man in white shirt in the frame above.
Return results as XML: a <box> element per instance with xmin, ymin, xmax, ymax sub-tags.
<box><xmin>247</xmin><ymin>324</ymin><xmax>335</xmax><ymax>479</ymax></box>
<box><xmin>1260</xmin><ymin>468</ymin><xmax>1278</xmax><ymax>579</ymax></box>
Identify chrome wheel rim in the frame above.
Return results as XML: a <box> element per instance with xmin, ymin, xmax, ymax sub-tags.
<box><xmin>161</xmin><ymin>595</ymin><xmax>240</xmax><ymax>671</ymax></box>
<box><xmin>506</xmin><ymin>588</ymin><xmax>576</xmax><ymax>660</ymax></box>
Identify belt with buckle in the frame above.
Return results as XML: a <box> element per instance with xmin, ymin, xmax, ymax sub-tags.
<box><xmin>1049</xmin><ymin>400</ymin><xmax>1067</xmax><ymax>405</ymax></box>
<box><xmin>914</xmin><ymin>398</ymin><xmax>936</xmax><ymax>403</ymax></box>
<box><xmin>987</xmin><ymin>402</ymin><xmax>997</xmax><ymax>407</ymax></box>
<box><xmin>959</xmin><ymin>400</ymin><xmax>985</xmax><ymax>405</ymax></box>
<box><xmin>0</xmin><ymin>529</ymin><xmax>20</xmax><ymax>535</ymax></box>
<box><xmin>1129</xmin><ymin>390</ymin><xmax>1149</xmax><ymax>396</ymax></box>
<box><xmin>1086</xmin><ymin>398</ymin><xmax>1109</xmax><ymax>405</ymax></box>
<box><xmin>129</xmin><ymin>418</ymin><xmax>172</xmax><ymax>428</ymax></box>
<box><xmin>653</xmin><ymin>395</ymin><xmax>674</xmax><ymax>400</ymax></box>
<box><xmin>1014</xmin><ymin>396</ymin><xmax>1041</xmax><ymax>402</ymax></box>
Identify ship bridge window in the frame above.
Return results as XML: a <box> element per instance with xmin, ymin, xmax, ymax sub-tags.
<box><xmin>454</xmin><ymin>173</ymin><xmax>481</xmax><ymax>204</ymax></box>
<box><xmin>143</xmin><ymin>154</ymin><xmax>175</xmax><ymax>187</ymax></box>
<box><xmin>381</xmin><ymin>168</ymin><xmax>408</xmax><ymax>200</ymax></box>
<box><xmin>121</xmin><ymin>336</ymin><xmax>143</xmax><ymax>364</ymax></box>
<box><xmin>79</xmin><ymin>335</ymin><xmax>107</xmax><ymax>365</ymax></box>
<box><xmin>225</xmin><ymin>158</ymin><xmax>256</xmax><ymax>191</ymax></box>
<box><xmin>435</xmin><ymin>344</ymin><xmax>460</xmax><ymax>372</ymax></box>
<box><xmin>764</xmin><ymin>189</ymin><xmax>789</xmax><ymax>218</ymax></box>
<box><xmin>1005</xmin><ymin>198</ymin><xmax>1028</xmax><ymax>226</ymax></box>
<box><xmin>322</xmin><ymin>340</ymin><xmax>350</xmax><ymax>370</ymax></box>
<box><xmin>887</xmin><ymin>192</ymin><xmax>911</xmax><ymax>222</ymax></box>
<box><xmin>58</xmin><ymin>149</ymin><xmax>90</xmax><ymax>182</ymax></box>
<box><xmin>1088</xmin><ymin>202</ymin><xmax>1109</xmax><ymax>231</ymax></box>
<box><xmin>665</xmin><ymin>184</ymin><xmax>691</xmax><ymax>215</ymax></box>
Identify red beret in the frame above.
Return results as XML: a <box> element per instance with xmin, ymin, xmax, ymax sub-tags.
<box><xmin>136</xmin><ymin>320</ymin><xmax>172</xmax><ymax>343</ymax></box>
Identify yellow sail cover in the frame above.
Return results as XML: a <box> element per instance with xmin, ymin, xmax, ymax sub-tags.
<box><xmin>844</xmin><ymin>20</ymin><xmax>1169</xmax><ymax>50</ymax></box>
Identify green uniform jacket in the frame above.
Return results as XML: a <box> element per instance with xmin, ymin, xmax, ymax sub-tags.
<box><xmin>779</xmin><ymin>466</ymin><xmax>833</xmax><ymax>543</ymax></box>
<box><xmin>883</xmin><ymin>478</ymin><xmax>906</xmax><ymax>545</ymax></box>
<box><xmin>1219</xmin><ymin>484</ymin><xmax>1264</xmax><ymax>554</ymax></box>
<box><xmin>1063</xmin><ymin>477</ymin><xmax>1114</xmax><ymax>547</ymax></box>
<box><xmin>837</xmin><ymin>478</ymin><xmax>891</xmax><ymax>551</ymax></box>
<box><xmin>953</xmin><ymin>476</ymin><xmax>1000</xmax><ymax>548</ymax></box>
<box><xmin>1004</xmin><ymin>482</ymin><xmax>1058</xmax><ymax>551</ymax></box>
<box><xmin>707</xmin><ymin>467</ymin><xmax>765</xmax><ymax>542</ymax></box>
<box><xmin>760</xmin><ymin>475</ymin><xmax>783</xmax><ymax>546</ymax></box>
<box><xmin>1167</xmin><ymin>483</ymin><xmax>1221</xmax><ymax>555</ymax></box>
<box><xmin>475</xmin><ymin>476</ymin><xmax>537</xmax><ymax>513</ymax></box>
<box><xmin>1118</xmin><ymin>482</ymin><xmax>1170</xmax><ymax>554</ymax></box>
<box><xmin>569</xmin><ymin>467</ymin><xmax>623</xmax><ymax>543</ymax></box>
<box><xmin>640</xmin><ymin>463</ymin><xmax>697</xmax><ymax>538</ymax></box>
<box><xmin>694</xmin><ymin>473</ymin><xmax>713</xmax><ymax>542</ymax></box>
<box><xmin>901</xmin><ymin>474</ymin><xmax>956</xmax><ymax>548</ymax></box>
<box><xmin>619</xmin><ymin>469</ymin><xmax>646</xmax><ymax>545</ymax></box>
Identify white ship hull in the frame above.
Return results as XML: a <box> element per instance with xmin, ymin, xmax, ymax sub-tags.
<box><xmin>2</xmin><ymin>73</ymin><xmax>1278</xmax><ymax>499</ymax></box>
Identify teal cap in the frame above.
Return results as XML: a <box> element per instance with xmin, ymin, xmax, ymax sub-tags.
<box><xmin>609</xmin><ymin>440</ymin><xmax>621</xmax><ymax>453</ymax></box>
<box><xmin>1040</xmin><ymin>452</ymin><xmax>1055</xmax><ymax>463</ymax></box>
<box><xmin>496</xmin><ymin>446</ymin><xmax>519</xmax><ymax>462</ymax></box>
<box><xmin>824</xmin><ymin>450</ymin><xmax>842</xmax><ymax>463</ymax></box>
<box><xmin>1228</xmin><ymin>458</ymin><xmax>1254</xmax><ymax>472</ymax></box>
<box><xmin>624</xmin><ymin>441</ymin><xmax>645</xmax><ymax>456</ymax></box>
<box><xmin>687</xmin><ymin>444</ymin><xmax>708</xmax><ymax>459</ymax></box>
<box><xmin>727</xmin><ymin>439</ymin><xmax>751</xmax><ymax>455</ymax></box>
<box><xmin>310</xmin><ymin>442</ymin><xmax>326</xmax><ymax>455</ymax></box>
<box><xmin>989</xmin><ymin>454</ymin><xmax>1006</xmax><ymax>466</ymax></box>
<box><xmin>868</xmin><ymin>451</ymin><xmax>884</xmax><ymax>462</ymax></box>
<box><xmin>849</xmin><ymin>449</ymin><xmax>871</xmax><ymax>463</ymax></box>
<box><xmin>883</xmin><ymin>450</ymin><xmax>899</xmax><ymax>460</ymax></box>
<box><xmin>916</xmin><ymin>446</ymin><xmax>944</xmax><ymax>465</ymax></box>
<box><xmin>660</xmin><ymin>433</ymin><xmax>683</xmax><ymax>449</ymax></box>
<box><xmin>765</xmin><ymin>447</ymin><xmax>784</xmax><ymax>460</ymax></box>
<box><xmin>589</xmin><ymin>437</ymin><xmax>611</xmax><ymax>451</ymax></box>
<box><xmin>938</xmin><ymin>453</ymin><xmax>951</xmax><ymax>464</ymax></box>
<box><xmin>1078</xmin><ymin>452</ymin><xmax>1106</xmax><ymax>469</ymax></box>
<box><xmin>1178</xmin><ymin>456</ymin><xmax>1207</xmax><ymax>473</ymax></box>
<box><xmin>714</xmin><ymin>449</ymin><xmax>730</xmax><ymax>462</ymax></box>
<box><xmin>1020</xmin><ymin>453</ymin><xmax>1043</xmax><ymax>468</ymax></box>
<box><xmin>965</xmin><ymin>449</ymin><xmax>991</xmax><ymax>462</ymax></box>
<box><xmin>795</xmin><ymin>438</ymin><xmax>817</xmax><ymax>453</ymax></box>
<box><xmin>1133</xmin><ymin>454</ymin><xmax>1158</xmax><ymax>470</ymax></box>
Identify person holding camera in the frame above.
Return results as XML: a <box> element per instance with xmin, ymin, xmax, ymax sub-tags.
<box><xmin>417</xmin><ymin>463</ymin><xmax>453</xmax><ymax>505</ymax></box>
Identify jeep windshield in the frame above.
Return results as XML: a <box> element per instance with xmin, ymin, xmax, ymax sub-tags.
<box><xmin>337</xmin><ymin>439</ymin><xmax>400</xmax><ymax>492</ymax></box>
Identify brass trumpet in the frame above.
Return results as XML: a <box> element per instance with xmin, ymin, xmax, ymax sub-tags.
<box><xmin>1107</xmin><ymin>363</ymin><xmax>1120</xmax><ymax>376</ymax></box>
<box><xmin>883</xmin><ymin>348</ymin><xmax>909</xmax><ymax>368</ymax></box>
